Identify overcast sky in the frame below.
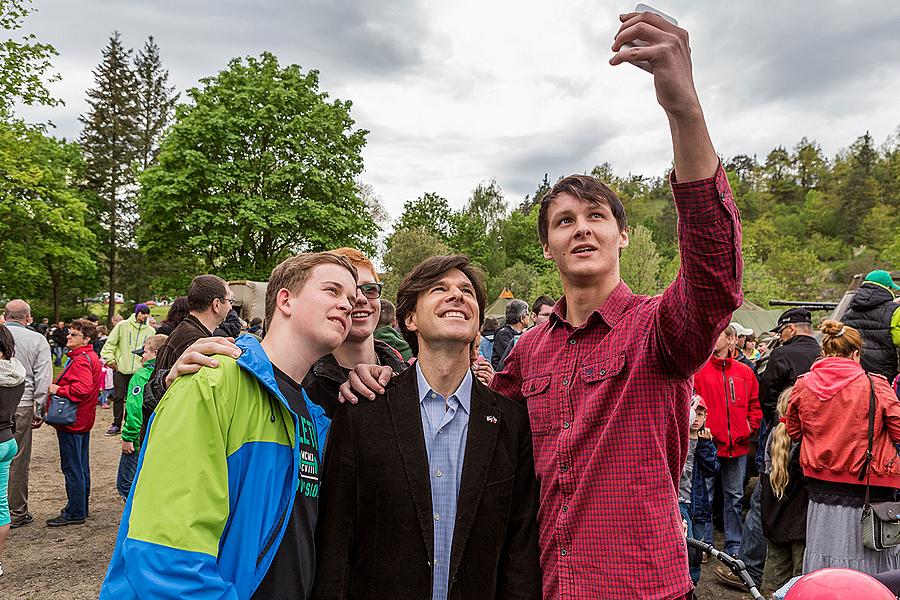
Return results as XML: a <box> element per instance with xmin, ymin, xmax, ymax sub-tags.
<box><xmin>16</xmin><ymin>1</ymin><xmax>900</xmax><ymax>223</ymax></box>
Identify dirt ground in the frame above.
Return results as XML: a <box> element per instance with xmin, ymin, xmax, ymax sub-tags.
<box><xmin>1</xmin><ymin>404</ymin><xmax>755</xmax><ymax>599</ymax></box>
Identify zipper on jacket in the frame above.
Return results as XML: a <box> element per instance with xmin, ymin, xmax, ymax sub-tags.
<box><xmin>722</xmin><ymin>364</ymin><xmax>733</xmax><ymax>453</ymax></box>
<box><xmin>256</xmin><ymin>503</ymin><xmax>290</xmax><ymax>567</ymax></box>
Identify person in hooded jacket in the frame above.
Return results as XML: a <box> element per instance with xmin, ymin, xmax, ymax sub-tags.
<box><xmin>787</xmin><ymin>319</ymin><xmax>900</xmax><ymax>575</ymax></box>
<box><xmin>0</xmin><ymin>324</ymin><xmax>26</xmax><ymax>575</ymax></box>
<box><xmin>841</xmin><ymin>269</ymin><xmax>900</xmax><ymax>383</ymax></box>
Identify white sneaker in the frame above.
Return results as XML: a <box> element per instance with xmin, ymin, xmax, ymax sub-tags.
<box><xmin>0</xmin><ymin>560</ymin><xmax>4</xmax><ymax>576</ymax></box>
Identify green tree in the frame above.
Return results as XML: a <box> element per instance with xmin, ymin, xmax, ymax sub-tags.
<box><xmin>619</xmin><ymin>224</ymin><xmax>660</xmax><ymax>295</ymax></box>
<box><xmin>0</xmin><ymin>0</ymin><xmax>61</xmax><ymax>116</ymax></box>
<box><xmin>133</xmin><ymin>36</ymin><xmax>178</xmax><ymax>170</ymax></box>
<box><xmin>0</xmin><ymin>120</ymin><xmax>97</xmax><ymax>319</ymax></box>
<box><xmin>381</xmin><ymin>227</ymin><xmax>449</xmax><ymax>300</ymax></box>
<box><xmin>389</xmin><ymin>192</ymin><xmax>454</xmax><ymax>245</ymax></box>
<box><xmin>489</xmin><ymin>261</ymin><xmax>538</xmax><ymax>302</ymax></box>
<box><xmin>529</xmin><ymin>267</ymin><xmax>564</xmax><ymax>300</ymax></box>
<box><xmin>80</xmin><ymin>32</ymin><xmax>141</xmax><ymax>322</ymax></box>
<box><xmin>138</xmin><ymin>52</ymin><xmax>374</xmax><ymax>280</ymax></box>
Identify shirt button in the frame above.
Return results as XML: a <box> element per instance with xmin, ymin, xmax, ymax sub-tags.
<box><xmin>435</xmin><ymin>469</ymin><xmax>443</xmax><ymax>477</ymax></box>
<box><xmin>434</xmin><ymin>513</ymin><xmax>440</xmax><ymax>521</ymax></box>
<box><xmin>560</xmin><ymin>464</ymin><xmax>569</xmax><ymax>473</ymax></box>
<box><xmin>563</xmin><ymin>421</ymin><xmax>570</xmax><ymax>429</ymax></box>
<box><xmin>569</xmin><ymin>339</ymin><xmax>576</xmax><ymax>345</ymax></box>
<box><xmin>562</xmin><ymin>378</ymin><xmax>569</xmax><ymax>386</ymax></box>
<box><xmin>431</xmin><ymin>392</ymin><xmax>437</xmax><ymax>399</ymax></box>
<box><xmin>438</xmin><ymin>428</ymin><xmax>443</xmax><ymax>434</ymax></box>
<box><xmin>562</xmin><ymin>505</ymin><xmax>568</xmax><ymax>513</ymax></box>
<box><xmin>599</xmin><ymin>369</ymin><xmax>606</xmax><ymax>376</ymax></box>
<box><xmin>560</xmin><ymin>548</ymin><xmax>568</xmax><ymax>556</ymax></box>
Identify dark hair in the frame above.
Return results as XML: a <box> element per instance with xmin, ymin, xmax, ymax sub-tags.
<box><xmin>265</xmin><ymin>253</ymin><xmax>358</xmax><ymax>326</ymax></box>
<box><xmin>162</xmin><ymin>296</ymin><xmax>190</xmax><ymax>329</ymax></box>
<box><xmin>531</xmin><ymin>295</ymin><xmax>555</xmax><ymax>315</ymax></box>
<box><xmin>70</xmin><ymin>318</ymin><xmax>98</xmax><ymax>344</ymax></box>
<box><xmin>0</xmin><ymin>324</ymin><xmax>15</xmax><ymax>359</ymax></box>
<box><xmin>378</xmin><ymin>299</ymin><xmax>396</xmax><ymax>328</ymax></box>
<box><xmin>395</xmin><ymin>255</ymin><xmax>487</xmax><ymax>356</ymax></box>
<box><xmin>537</xmin><ymin>174</ymin><xmax>627</xmax><ymax>245</ymax></box>
<box><xmin>481</xmin><ymin>317</ymin><xmax>499</xmax><ymax>335</ymax></box>
<box><xmin>188</xmin><ymin>275</ymin><xmax>228</xmax><ymax>313</ymax></box>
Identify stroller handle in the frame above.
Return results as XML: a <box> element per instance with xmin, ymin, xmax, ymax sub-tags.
<box><xmin>686</xmin><ymin>538</ymin><xmax>764</xmax><ymax>599</ymax></box>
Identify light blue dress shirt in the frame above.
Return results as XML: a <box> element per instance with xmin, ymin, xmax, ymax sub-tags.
<box><xmin>416</xmin><ymin>363</ymin><xmax>472</xmax><ymax>600</ymax></box>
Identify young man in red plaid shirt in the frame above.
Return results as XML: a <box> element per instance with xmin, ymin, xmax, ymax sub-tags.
<box><xmin>347</xmin><ymin>11</ymin><xmax>740</xmax><ymax>600</ymax></box>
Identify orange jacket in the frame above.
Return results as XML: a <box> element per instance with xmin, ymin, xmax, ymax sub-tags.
<box><xmin>787</xmin><ymin>357</ymin><xmax>900</xmax><ymax>487</ymax></box>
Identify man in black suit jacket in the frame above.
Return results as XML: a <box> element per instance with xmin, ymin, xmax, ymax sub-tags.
<box><xmin>312</xmin><ymin>255</ymin><xmax>540</xmax><ymax>600</ymax></box>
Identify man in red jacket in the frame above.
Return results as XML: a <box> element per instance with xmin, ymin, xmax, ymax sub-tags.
<box><xmin>693</xmin><ymin>324</ymin><xmax>761</xmax><ymax>557</ymax></box>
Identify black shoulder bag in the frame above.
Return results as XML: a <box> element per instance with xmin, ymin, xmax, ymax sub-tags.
<box><xmin>860</xmin><ymin>374</ymin><xmax>900</xmax><ymax>550</ymax></box>
<box><xmin>44</xmin><ymin>354</ymin><xmax>92</xmax><ymax>427</ymax></box>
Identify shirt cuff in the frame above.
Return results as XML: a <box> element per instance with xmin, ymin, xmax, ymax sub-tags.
<box><xmin>669</xmin><ymin>162</ymin><xmax>735</xmax><ymax>225</ymax></box>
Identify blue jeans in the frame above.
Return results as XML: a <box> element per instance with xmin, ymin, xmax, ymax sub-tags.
<box><xmin>51</xmin><ymin>346</ymin><xmax>65</xmax><ymax>366</ymax></box>
<box><xmin>705</xmin><ymin>454</ymin><xmax>747</xmax><ymax>556</ymax></box>
<box><xmin>740</xmin><ymin>478</ymin><xmax>766</xmax><ymax>586</ymax></box>
<box><xmin>116</xmin><ymin>450</ymin><xmax>139</xmax><ymax>500</ymax></box>
<box><xmin>56</xmin><ymin>430</ymin><xmax>91</xmax><ymax>520</ymax></box>
<box><xmin>680</xmin><ymin>502</ymin><xmax>702</xmax><ymax>584</ymax></box>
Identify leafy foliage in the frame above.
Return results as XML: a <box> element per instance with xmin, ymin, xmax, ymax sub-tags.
<box><xmin>138</xmin><ymin>52</ymin><xmax>375</xmax><ymax>280</ymax></box>
<box><xmin>0</xmin><ymin>0</ymin><xmax>61</xmax><ymax>116</ymax></box>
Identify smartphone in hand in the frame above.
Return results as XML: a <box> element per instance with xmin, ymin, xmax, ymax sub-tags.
<box><xmin>620</xmin><ymin>3</ymin><xmax>677</xmax><ymax>72</ymax></box>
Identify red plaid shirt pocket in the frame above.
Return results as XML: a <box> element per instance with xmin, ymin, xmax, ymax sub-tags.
<box><xmin>521</xmin><ymin>374</ymin><xmax>554</xmax><ymax>435</ymax></box>
<box><xmin>579</xmin><ymin>351</ymin><xmax>627</xmax><ymax>424</ymax></box>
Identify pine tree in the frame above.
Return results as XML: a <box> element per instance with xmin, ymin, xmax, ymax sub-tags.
<box><xmin>133</xmin><ymin>36</ymin><xmax>178</xmax><ymax>170</ymax></box>
<box><xmin>79</xmin><ymin>32</ymin><xmax>140</xmax><ymax>323</ymax></box>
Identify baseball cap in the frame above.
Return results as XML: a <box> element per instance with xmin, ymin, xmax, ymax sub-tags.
<box><xmin>864</xmin><ymin>270</ymin><xmax>900</xmax><ymax>291</ymax></box>
<box><xmin>131</xmin><ymin>348</ymin><xmax>145</xmax><ymax>356</ymax></box>
<box><xmin>134</xmin><ymin>303</ymin><xmax>151</xmax><ymax>315</ymax></box>
<box><xmin>771</xmin><ymin>307</ymin><xmax>812</xmax><ymax>332</ymax></box>
<box><xmin>730</xmin><ymin>321</ymin><xmax>753</xmax><ymax>337</ymax></box>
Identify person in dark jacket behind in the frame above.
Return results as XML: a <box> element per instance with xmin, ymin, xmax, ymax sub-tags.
<box><xmin>678</xmin><ymin>394</ymin><xmax>718</xmax><ymax>585</ymax></box>
<box><xmin>0</xmin><ymin>324</ymin><xmax>26</xmax><ymax>575</ymax></box>
<box><xmin>841</xmin><ymin>270</ymin><xmax>900</xmax><ymax>383</ymax></box>
<box><xmin>154</xmin><ymin>296</ymin><xmax>189</xmax><ymax>336</ymax></box>
<box><xmin>761</xmin><ymin>386</ymin><xmax>808</xmax><ymax>594</ymax></box>
<box><xmin>47</xmin><ymin>319</ymin><xmax>103</xmax><ymax>527</ymax></box>
<box><xmin>759</xmin><ymin>308</ymin><xmax>822</xmax><ymax>426</ymax></box>
<box><xmin>212</xmin><ymin>308</ymin><xmax>244</xmax><ymax>338</ymax></box>
<box><xmin>490</xmin><ymin>299</ymin><xmax>530</xmax><ymax>371</ymax></box>
<box><xmin>372</xmin><ymin>299</ymin><xmax>412</xmax><ymax>361</ymax></box>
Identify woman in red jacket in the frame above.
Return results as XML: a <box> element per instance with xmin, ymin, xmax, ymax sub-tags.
<box><xmin>47</xmin><ymin>319</ymin><xmax>103</xmax><ymax>527</ymax></box>
<box><xmin>787</xmin><ymin>319</ymin><xmax>900</xmax><ymax>575</ymax></box>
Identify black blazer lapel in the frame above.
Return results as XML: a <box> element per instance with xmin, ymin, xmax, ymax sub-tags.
<box><xmin>448</xmin><ymin>379</ymin><xmax>501</xmax><ymax>582</ymax></box>
<box><xmin>386</xmin><ymin>367</ymin><xmax>435</xmax><ymax>560</ymax></box>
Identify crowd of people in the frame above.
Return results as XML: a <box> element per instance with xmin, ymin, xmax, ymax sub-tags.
<box><xmin>1</xmin><ymin>10</ymin><xmax>900</xmax><ymax>600</ymax></box>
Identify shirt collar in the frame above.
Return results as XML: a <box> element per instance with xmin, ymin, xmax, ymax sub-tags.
<box><xmin>549</xmin><ymin>279</ymin><xmax>634</xmax><ymax>330</ymax></box>
<box><xmin>415</xmin><ymin>361</ymin><xmax>473</xmax><ymax>414</ymax></box>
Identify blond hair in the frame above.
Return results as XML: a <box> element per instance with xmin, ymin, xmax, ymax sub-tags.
<box><xmin>144</xmin><ymin>334</ymin><xmax>168</xmax><ymax>354</ymax></box>
<box><xmin>769</xmin><ymin>386</ymin><xmax>794</xmax><ymax>500</ymax></box>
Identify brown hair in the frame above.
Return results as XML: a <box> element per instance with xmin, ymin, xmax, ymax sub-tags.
<box><xmin>395</xmin><ymin>255</ymin><xmax>487</xmax><ymax>356</ymax></box>
<box><xmin>329</xmin><ymin>247</ymin><xmax>379</xmax><ymax>282</ymax></box>
<box><xmin>70</xmin><ymin>318</ymin><xmax>98</xmax><ymax>344</ymax></box>
<box><xmin>144</xmin><ymin>334</ymin><xmax>168</xmax><ymax>355</ymax></box>
<box><xmin>537</xmin><ymin>175</ymin><xmax>628</xmax><ymax>245</ymax></box>
<box><xmin>819</xmin><ymin>319</ymin><xmax>862</xmax><ymax>358</ymax></box>
<box><xmin>188</xmin><ymin>275</ymin><xmax>228</xmax><ymax>312</ymax></box>
<box><xmin>0</xmin><ymin>324</ymin><xmax>15</xmax><ymax>359</ymax></box>
<box><xmin>265</xmin><ymin>253</ymin><xmax>358</xmax><ymax>326</ymax></box>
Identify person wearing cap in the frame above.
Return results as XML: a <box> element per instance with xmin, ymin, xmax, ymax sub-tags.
<box><xmin>679</xmin><ymin>394</ymin><xmax>718</xmax><ymax>584</ymax></box>
<box><xmin>116</xmin><ymin>333</ymin><xmax>167</xmax><ymax>500</ymax></box>
<box><xmin>841</xmin><ymin>269</ymin><xmax>900</xmax><ymax>383</ymax></box>
<box><xmin>729</xmin><ymin>322</ymin><xmax>756</xmax><ymax>371</ymax></box>
<box><xmin>759</xmin><ymin>308</ymin><xmax>822</xmax><ymax>426</ymax></box>
<box><xmin>100</xmin><ymin>304</ymin><xmax>154</xmax><ymax>436</ymax></box>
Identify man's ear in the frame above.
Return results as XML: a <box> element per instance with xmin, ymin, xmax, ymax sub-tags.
<box><xmin>542</xmin><ymin>243</ymin><xmax>554</xmax><ymax>261</ymax></box>
<box><xmin>404</xmin><ymin>310</ymin><xmax>418</xmax><ymax>335</ymax></box>
<box><xmin>275</xmin><ymin>288</ymin><xmax>293</xmax><ymax>318</ymax></box>
<box><xmin>619</xmin><ymin>227</ymin><xmax>629</xmax><ymax>250</ymax></box>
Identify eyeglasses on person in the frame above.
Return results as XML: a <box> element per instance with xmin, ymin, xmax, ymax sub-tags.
<box><xmin>357</xmin><ymin>283</ymin><xmax>383</xmax><ymax>300</ymax></box>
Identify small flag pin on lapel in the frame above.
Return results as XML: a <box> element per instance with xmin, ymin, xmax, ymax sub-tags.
<box><xmin>486</xmin><ymin>415</ymin><xmax>498</xmax><ymax>424</ymax></box>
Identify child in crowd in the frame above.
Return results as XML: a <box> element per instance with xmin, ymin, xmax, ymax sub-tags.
<box><xmin>761</xmin><ymin>386</ymin><xmax>808</xmax><ymax>593</ymax></box>
<box><xmin>679</xmin><ymin>394</ymin><xmax>719</xmax><ymax>584</ymax></box>
<box><xmin>99</xmin><ymin>359</ymin><xmax>114</xmax><ymax>409</ymax></box>
<box><xmin>116</xmin><ymin>334</ymin><xmax>167</xmax><ymax>500</ymax></box>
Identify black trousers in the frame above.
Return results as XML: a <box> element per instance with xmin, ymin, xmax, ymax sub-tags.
<box><xmin>111</xmin><ymin>371</ymin><xmax>131</xmax><ymax>427</ymax></box>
